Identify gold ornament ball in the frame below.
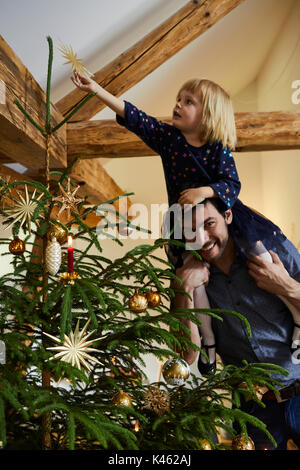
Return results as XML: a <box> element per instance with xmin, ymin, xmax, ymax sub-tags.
<box><xmin>198</xmin><ymin>439</ymin><xmax>212</xmax><ymax>450</ymax></box>
<box><xmin>232</xmin><ymin>433</ymin><xmax>255</xmax><ymax>450</ymax></box>
<box><xmin>128</xmin><ymin>291</ymin><xmax>148</xmax><ymax>313</ymax></box>
<box><xmin>146</xmin><ymin>291</ymin><xmax>161</xmax><ymax>308</ymax></box>
<box><xmin>112</xmin><ymin>390</ymin><xmax>132</xmax><ymax>407</ymax></box>
<box><xmin>47</xmin><ymin>224</ymin><xmax>68</xmax><ymax>245</ymax></box>
<box><xmin>162</xmin><ymin>358</ymin><xmax>190</xmax><ymax>386</ymax></box>
<box><xmin>9</xmin><ymin>237</ymin><xmax>26</xmax><ymax>255</ymax></box>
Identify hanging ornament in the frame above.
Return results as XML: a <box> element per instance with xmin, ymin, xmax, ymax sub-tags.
<box><xmin>143</xmin><ymin>387</ymin><xmax>170</xmax><ymax>417</ymax></box>
<box><xmin>58</xmin><ymin>42</ymin><xmax>93</xmax><ymax>77</ymax></box>
<box><xmin>146</xmin><ymin>290</ymin><xmax>161</xmax><ymax>308</ymax></box>
<box><xmin>45</xmin><ymin>237</ymin><xmax>62</xmax><ymax>276</ymax></box>
<box><xmin>0</xmin><ymin>340</ymin><xmax>6</xmax><ymax>364</ymax></box>
<box><xmin>231</xmin><ymin>433</ymin><xmax>255</xmax><ymax>450</ymax></box>
<box><xmin>52</xmin><ymin>178</ymin><xmax>84</xmax><ymax>219</ymax></box>
<box><xmin>111</xmin><ymin>390</ymin><xmax>132</xmax><ymax>407</ymax></box>
<box><xmin>162</xmin><ymin>358</ymin><xmax>190</xmax><ymax>386</ymax></box>
<box><xmin>43</xmin><ymin>318</ymin><xmax>101</xmax><ymax>373</ymax></box>
<box><xmin>47</xmin><ymin>223</ymin><xmax>68</xmax><ymax>245</ymax></box>
<box><xmin>198</xmin><ymin>439</ymin><xmax>213</xmax><ymax>450</ymax></box>
<box><xmin>3</xmin><ymin>185</ymin><xmax>43</xmax><ymax>235</ymax></box>
<box><xmin>128</xmin><ymin>290</ymin><xmax>148</xmax><ymax>313</ymax></box>
<box><xmin>9</xmin><ymin>237</ymin><xmax>26</xmax><ymax>255</ymax></box>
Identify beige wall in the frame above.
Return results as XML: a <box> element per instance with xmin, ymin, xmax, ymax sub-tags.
<box><xmin>257</xmin><ymin>0</ymin><xmax>300</xmax><ymax>248</ymax></box>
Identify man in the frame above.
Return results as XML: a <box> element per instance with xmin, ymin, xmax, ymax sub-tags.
<box><xmin>172</xmin><ymin>198</ymin><xmax>300</xmax><ymax>450</ymax></box>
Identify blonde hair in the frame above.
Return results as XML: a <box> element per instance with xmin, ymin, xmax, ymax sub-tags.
<box><xmin>177</xmin><ymin>78</ymin><xmax>237</xmax><ymax>150</ymax></box>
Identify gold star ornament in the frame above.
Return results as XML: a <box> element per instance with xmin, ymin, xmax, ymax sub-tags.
<box><xmin>58</xmin><ymin>42</ymin><xmax>93</xmax><ymax>77</ymax></box>
<box><xmin>52</xmin><ymin>178</ymin><xmax>84</xmax><ymax>218</ymax></box>
<box><xmin>44</xmin><ymin>319</ymin><xmax>102</xmax><ymax>373</ymax></box>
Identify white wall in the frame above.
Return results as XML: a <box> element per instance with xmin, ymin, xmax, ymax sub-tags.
<box><xmin>257</xmin><ymin>0</ymin><xmax>300</xmax><ymax>248</ymax></box>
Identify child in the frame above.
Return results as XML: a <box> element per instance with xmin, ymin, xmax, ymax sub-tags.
<box><xmin>71</xmin><ymin>72</ymin><xmax>300</xmax><ymax>374</ymax></box>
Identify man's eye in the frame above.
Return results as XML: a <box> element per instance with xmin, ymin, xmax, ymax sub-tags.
<box><xmin>205</xmin><ymin>221</ymin><xmax>214</xmax><ymax>228</ymax></box>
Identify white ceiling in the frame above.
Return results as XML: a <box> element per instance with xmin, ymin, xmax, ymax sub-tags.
<box><xmin>1</xmin><ymin>0</ymin><xmax>295</xmax><ymax>108</ymax></box>
<box><xmin>0</xmin><ymin>0</ymin><xmax>296</xmax><ymax>191</ymax></box>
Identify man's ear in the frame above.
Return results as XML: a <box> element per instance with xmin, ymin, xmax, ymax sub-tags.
<box><xmin>224</xmin><ymin>209</ymin><xmax>233</xmax><ymax>225</ymax></box>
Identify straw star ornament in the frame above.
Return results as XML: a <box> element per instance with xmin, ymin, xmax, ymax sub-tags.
<box><xmin>2</xmin><ymin>184</ymin><xmax>43</xmax><ymax>234</ymax></box>
<box><xmin>44</xmin><ymin>319</ymin><xmax>102</xmax><ymax>372</ymax></box>
<box><xmin>52</xmin><ymin>178</ymin><xmax>84</xmax><ymax>218</ymax></box>
<box><xmin>58</xmin><ymin>42</ymin><xmax>93</xmax><ymax>77</ymax></box>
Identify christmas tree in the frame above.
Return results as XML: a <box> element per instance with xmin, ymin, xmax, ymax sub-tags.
<box><xmin>0</xmin><ymin>37</ymin><xmax>287</xmax><ymax>451</ymax></box>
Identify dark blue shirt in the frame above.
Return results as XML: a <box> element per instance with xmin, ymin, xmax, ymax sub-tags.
<box><xmin>116</xmin><ymin>101</ymin><xmax>241</xmax><ymax>208</ymax></box>
<box><xmin>206</xmin><ymin>237</ymin><xmax>300</xmax><ymax>387</ymax></box>
<box><xmin>116</xmin><ymin>102</ymin><xmax>285</xmax><ymax>248</ymax></box>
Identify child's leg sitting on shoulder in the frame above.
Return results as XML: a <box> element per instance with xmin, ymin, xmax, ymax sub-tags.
<box><xmin>250</xmin><ymin>241</ymin><xmax>300</xmax><ymax>352</ymax></box>
<box><xmin>182</xmin><ymin>252</ymin><xmax>216</xmax><ymax>374</ymax></box>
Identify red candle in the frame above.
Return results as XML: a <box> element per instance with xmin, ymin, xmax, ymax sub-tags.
<box><xmin>67</xmin><ymin>235</ymin><xmax>74</xmax><ymax>273</ymax></box>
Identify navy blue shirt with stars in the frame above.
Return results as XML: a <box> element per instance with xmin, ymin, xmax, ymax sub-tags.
<box><xmin>116</xmin><ymin>101</ymin><xmax>286</xmax><ymax>252</ymax></box>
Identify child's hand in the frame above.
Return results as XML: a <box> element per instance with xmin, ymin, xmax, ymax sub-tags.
<box><xmin>71</xmin><ymin>71</ymin><xmax>100</xmax><ymax>94</ymax></box>
<box><xmin>178</xmin><ymin>187</ymin><xmax>206</xmax><ymax>208</ymax></box>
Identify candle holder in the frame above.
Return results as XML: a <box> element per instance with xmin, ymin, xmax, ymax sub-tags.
<box><xmin>58</xmin><ymin>271</ymin><xmax>81</xmax><ymax>285</ymax></box>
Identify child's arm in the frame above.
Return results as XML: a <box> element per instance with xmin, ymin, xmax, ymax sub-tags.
<box><xmin>178</xmin><ymin>186</ymin><xmax>217</xmax><ymax>207</ymax></box>
<box><xmin>71</xmin><ymin>71</ymin><xmax>125</xmax><ymax>118</ymax></box>
<box><xmin>178</xmin><ymin>145</ymin><xmax>241</xmax><ymax>209</ymax></box>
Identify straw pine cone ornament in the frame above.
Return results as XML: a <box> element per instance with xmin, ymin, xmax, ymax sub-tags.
<box><xmin>45</xmin><ymin>237</ymin><xmax>62</xmax><ymax>275</ymax></box>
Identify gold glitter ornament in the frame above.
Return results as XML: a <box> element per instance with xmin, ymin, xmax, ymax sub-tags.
<box><xmin>162</xmin><ymin>358</ymin><xmax>190</xmax><ymax>386</ymax></box>
<box><xmin>146</xmin><ymin>290</ymin><xmax>161</xmax><ymax>308</ymax></box>
<box><xmin>143</xmin><ymin>387</ymin><xmax>170</xmax><ymax>417</ymax></box>
<box><xmin>232</xmin><ymin>433</ymin><xmax>255</xmax><ymax>450</ymax></box>
<box><xmin>9</xmin><ymin>237</ymin><xmax>26</xmax><ymax>255</ymax></box>
<box><xmin>128</xmin><ymin>290</ymin><xmax>148</xmax><ymax>313</ymax></box>
<box><xmin>45</xmin><ymin>237</ymin><xmax>62</xmax><ymax>275</ymax></box>
<box><xmin>112</xmin><ymin>390</ymin><xmax>132</xmax><ymax>407</ymax></box>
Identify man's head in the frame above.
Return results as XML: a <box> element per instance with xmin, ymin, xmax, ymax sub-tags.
<box><xmin>183</xmin><ymin>198</ymin><xmax>233</xmax><ymax>263</ymax></box>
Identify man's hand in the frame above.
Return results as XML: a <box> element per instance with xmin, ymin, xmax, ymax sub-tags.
<box><xmin>247</xmin><ymin>250</ymin><xmax>296</xmax><ymax>297</ymax></box>
<box><xmin>175</xmin><ymin>253</ymin><xmax>210</xmax><ymax>292</ymax></box>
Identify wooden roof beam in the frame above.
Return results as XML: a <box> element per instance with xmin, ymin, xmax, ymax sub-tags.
<box><xmin>56</xmin><ymin>0</ymin><xmax>245</xmax><ymax>121</ymax></box>
<box><xmin>0</xmin><ymin>35</ymin><xmax>66</xmax><ymax>170</ymax></box>
<box><xmin>67</xmin><ymin>111</ymin><xmax>300</xmax><ymax>158</ymax></box>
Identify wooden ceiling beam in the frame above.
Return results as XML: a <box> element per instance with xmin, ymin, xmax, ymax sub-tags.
<box><xmin>56</xmin><ymin>0</ymin><xmax>245</xmax><ymax>121</ymax></box>
<box><xmin>67</xmin><ymin>111</ymin><xmax>300</xmax><ymax>159</ymax></box>
<box><xmin>25</xmin><ymin>158</ymin><xmax>131</xmax><ymax>209</ymax></box>
<box><xmin>0</xmin><ymin>35</ymin><xmax>66</xmax><ymax>170</ymax></box>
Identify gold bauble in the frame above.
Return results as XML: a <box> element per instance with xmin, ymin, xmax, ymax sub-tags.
<box><xmin>198</xmin><ymin>439</ymin><xmax>212</xmax><ymax>450</ymax></box>
<box><xmin>112</xmin><ymin>390</ymin><xmax>132</xmax><ymax>407</ymax></box>
<box><xmin>162</xmin><ymin>358</ymin><xmax>190</xmax><ymax>386</ymax></box>
<box><xmin>47</xmin><ymin>223</ymin><xmax>68</xmax><ymax>245</ymax></box>
<box><xmin>232</xmin><ymin>433</ymin><xmax>255</xmax><ymax>450</ymax></box>
<box><xmin>128</xmin><ymin>291</ymin><xmax>148</xmax><ymax>313</ymax></box>
<box><xmin>9</xmin><ymin>237</ymin><xmax>26</xmax><ymax>255</ymax></box>
<box><xmin>146</xmin><ymin>290</ymin><xmax>161</xmax><ymax>308</ymax></box>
